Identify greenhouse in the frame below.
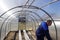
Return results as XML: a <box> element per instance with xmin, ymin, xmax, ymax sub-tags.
<box><xmin>0</xmin><ymin>0</ymin><xmax>60</xmax><ymax>40</ymax></box>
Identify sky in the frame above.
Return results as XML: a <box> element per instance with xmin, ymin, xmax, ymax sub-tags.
<box><xmin>43</xmin><ymin>0</ymin><xmax>60</xmax><ymax>16</ymax></box>
<box><xmin>42</xmin><ymin>0</ymin><xmax>60</xmax><ymax>20</ymax></box>
<box><xmin>32</xmin><ymin>0</ymin><xmax>60</xmax><ymax>18</ymax></box>
<box><xmin>0</xmin><ymin>0</ymin><xmax>60</xmax><ymax>20</ymax></box>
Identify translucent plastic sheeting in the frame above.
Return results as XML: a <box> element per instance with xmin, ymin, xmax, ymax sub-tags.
<box><xmin>0</xmin><ymin>6</ymin><xmax>56</xmax><ymax>40</ymax></box>
<box><xmin>0</xmin><ymin>0</ymin><xmax>60</xmax><ymax>40</ymax></box>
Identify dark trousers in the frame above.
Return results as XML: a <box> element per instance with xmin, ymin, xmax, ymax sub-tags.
<box><xmin>36</xmin><ymin>35</ymin><xmax>44</xmax><ymax>40</ymax></box>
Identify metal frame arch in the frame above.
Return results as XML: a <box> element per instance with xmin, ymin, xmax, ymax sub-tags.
<box><xmin>0</xmin><ymin>5</ymin><xmax>57</xmax><ymax>40</ymax></box>
<box><xmin>21</xmin><ymin>10</ymin><xmax>39</xmax><ymax>23</ymax></box>
<box><xmin>0</xmin><ymin>10</ymin><xmax>43</xmax><ymax>31</ymax></box>
<box><xmin>2</xmin><ymin>11</ymin><xmax>40</xmax><ymax>36</ymax></box>
<box><xmin>0</xmin><ymin>5</ymin><xmax>45</xmax><ymax>20</ymax></box>
<box><xmin>0</xmin><ymin>11</ymin><xmax>39</xmax><ymax>39</ymax></box>
<box><xmin>6</xmin><ymin>14</ymin><xmax>36</xmax><ymax>30</ymax></box>
<box><xmin>18</xmin><ymin>10</ymin><xmax>43</xmax><ymax>21</ymax></box>
<box><xmin>3</xmin><ymin>11</ymin><xmax>38</xmax><ymax>33</ymax></box>
<box><xmin>19</xmin><ymin>5</ymin><xmax>57</xmax><ymax>40</ymax></box>
<box><xmin>3</xmin><ymin>13</ymin><xmax>36</xmax><ymax>35</ymax></box>
<box><xmin>0</xmin><ymin>10</ymin><xmax>43</xmax><ymax>33</ymax></box>
<box><xmin>2</xmin><ymin>11</ymin><xmax>39</xmax><ymax>31</ymax></box>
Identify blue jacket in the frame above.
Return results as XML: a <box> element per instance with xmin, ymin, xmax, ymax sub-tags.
<box><xmin>36</xmin><ymin>22</ymin><xmax>52</xmax><ymax>40</ymax></box>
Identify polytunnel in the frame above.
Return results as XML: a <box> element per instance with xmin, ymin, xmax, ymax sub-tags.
<box><xmin>0</xmin><ymin>0</ymin><xmax>60</xmax><ymax>40</ymax></box>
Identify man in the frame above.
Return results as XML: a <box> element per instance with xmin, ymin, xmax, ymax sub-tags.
<box><xmin>36</xmin><ymin>20</ymin><xmax>52</xmax><ymax>40</ymax></box>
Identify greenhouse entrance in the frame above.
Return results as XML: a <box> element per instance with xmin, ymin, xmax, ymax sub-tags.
<box><xmin>4</xmin><ymin>16</ymin><xmax>36</xmax><ymax>40</ymax></box>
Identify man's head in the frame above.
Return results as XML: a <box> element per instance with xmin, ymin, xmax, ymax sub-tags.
<box><xmin>47</xmin><ymin>20</ymin><xmax>52</xmax><ymax>26</ymax></box>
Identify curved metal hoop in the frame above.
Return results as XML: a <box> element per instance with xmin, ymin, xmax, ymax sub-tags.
<box><xmin>0</xmin><ymin>5</ymin><xmax>57</xmax><ymax>40</ymax></box>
